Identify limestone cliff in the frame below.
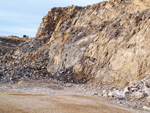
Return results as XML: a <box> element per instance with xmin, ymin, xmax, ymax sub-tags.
<box><xmin>0</xmin><ymin>0</ymin><xmax>150</xmax><ymax>87</ymax></box>
<box><xmin>35</xmin><ymin>0</ymin><xmax>150</xmax><ymax>87</ymax></box>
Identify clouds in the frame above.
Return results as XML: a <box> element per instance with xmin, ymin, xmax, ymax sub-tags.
<box><xmin>0</xmin><ymin>0</ymin><xmax>103</xmax><ymax>37</ymax></box>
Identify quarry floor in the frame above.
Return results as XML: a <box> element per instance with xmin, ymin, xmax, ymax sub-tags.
<box><xmin>0</xmin><ymin>79</ymin><xmax>148</xmax><ymax>113</ymax></box>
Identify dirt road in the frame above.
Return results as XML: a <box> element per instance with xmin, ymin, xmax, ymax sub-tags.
<box><xmin>0</xmin><ymin>90</ymin><xmax>145</xmax><ymax>113</ymax></box>
<box><xmin>0</xmin><ymin>80</ymin><xmax>148</xmax><ymax>113</ymax></box>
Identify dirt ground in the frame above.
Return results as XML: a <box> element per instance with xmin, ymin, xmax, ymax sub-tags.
<box><xmin>0</xmin><ymin>79</ymin><xmax>148</xmax><ymax>113</ymax></box>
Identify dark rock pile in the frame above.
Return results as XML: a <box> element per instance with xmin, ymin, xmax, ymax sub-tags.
<box><xmin>0</xmin><ymin>36</ymin><xmax>50</xmax><ymax>83</ymax></box>
<box><xmin>51</xmin><ymin>67</ymin><xmax>88</xmax><ymax>84</ymax></box>
<box><xmin>0</xmin><ymin>36</ymin><xmax>24</xmax><ymax>58</ymax></box>
<box><xmin>0</xmin><ymin>36</ymin><xmax>89</xmax><ymax>83</ymax></box>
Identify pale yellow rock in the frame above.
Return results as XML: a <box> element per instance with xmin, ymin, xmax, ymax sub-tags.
<box><xmin>143</xmin><ymin>106</ymin><xmax>150</xmax><ymax>110</ymax></box>
<box><xmin>34</xmin><ymin>0</ymin><xmax>150</xmax><ymax>86</ymax></box>
<box><xmin>146</xmin><ymin>96</ymin><xmax>150</xmax><ymax>103</ymax></box>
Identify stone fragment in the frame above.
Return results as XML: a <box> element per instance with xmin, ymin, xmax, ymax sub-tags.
<box><xmin>143</xmin><ymin>106</ymin><xmax>150</xmax><ymax>110</ymax></box>
<box><xmin>130</xmin><ymin>92</ymin><xmax>144</xmax><ymax>99</ymax></box>
<box><xmin>102</xmin><ymin>90</ymin><xmax>108</xmax><ymax>97</ymax></box>
<box><xmin>146</xmin><ymin>96</ymin><xmax>150</xmax><ymax>103</ymax></box>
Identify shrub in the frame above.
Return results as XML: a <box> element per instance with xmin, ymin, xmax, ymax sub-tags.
<box><xmin>23</xmin><ymin>35</ymin><xmax>29</xmax><ymax>38</ymax></box>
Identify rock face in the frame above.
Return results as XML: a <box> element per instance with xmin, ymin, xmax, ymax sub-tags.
<box><xmin>35</xmin><ymin>0</ymin><xmax>150</xmax><ymax>86</ymax></box>
<box><xmin>0</xmin><ymin>0</ymin><xmax>150</xmax><ymax>86</ymax></box>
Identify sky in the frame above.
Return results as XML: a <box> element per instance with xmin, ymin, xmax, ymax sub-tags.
<box><xmin>0</xmin><ymin>0</ymin><xmax>103</xmax><ymax>37</ymax></box>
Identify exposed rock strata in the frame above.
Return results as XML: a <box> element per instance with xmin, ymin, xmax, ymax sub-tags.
<box><xmin>36</xmin><ymin>0</ymin><xmax>150</xmax><ymax>87</ymax></box>
<box><xmin>0</xmin><ymin>0</ymin><xmax>150</xmax><ymax>87</ymax></box>
<box><xmin>0</xmin><ymin>0</ymin><xmax>150</xmax><ymax>110</ymax></box>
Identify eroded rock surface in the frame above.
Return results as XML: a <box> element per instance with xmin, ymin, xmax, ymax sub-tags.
<box><xmin>0</xmin><ymin>0</ymin><xmax>150</xmax><ymax>88</ymax></box>
<box><xmin>0</xmin><ymin>0</ymin><xmax>150</xmax><ymax>111</ymax></box>
<box><xmin>35</xmin><ymin>0</ymin><xmax>150</xmax><ymax>86</ymax></box>
<box><xmin>1</xmin><ymin>0</ymin><xmax>150</xmax><ymax>85</ymax></box>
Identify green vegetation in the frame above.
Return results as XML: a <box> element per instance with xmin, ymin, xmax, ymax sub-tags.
<box><xmin>23</xmin><ymin>35</ymin><xmax>29</xmax><ymax>38</ymax></box>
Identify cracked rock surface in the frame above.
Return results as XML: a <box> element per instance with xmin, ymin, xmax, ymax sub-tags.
<box><xmin>0</xmin><ymin>0</ymin><xmax>150</xmax><ymax>111</ymax></box>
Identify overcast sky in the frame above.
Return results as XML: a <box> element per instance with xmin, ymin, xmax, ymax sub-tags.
<box><xmin>0</xmin><ymin>0</ymin><xmax>103</xmax><ymax>37</ymax></box>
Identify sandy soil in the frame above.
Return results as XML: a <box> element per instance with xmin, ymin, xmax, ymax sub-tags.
<box><xmin>0</xmin><ymin>79</ymin><xmax>148</xmax><ymax>113</ymax></box>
